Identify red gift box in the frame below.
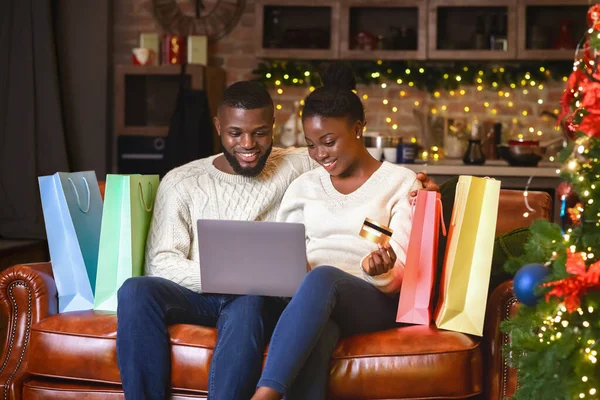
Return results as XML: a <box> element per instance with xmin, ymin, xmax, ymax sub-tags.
<box><xmin>162</xmin><ymin>35</ymin><xmax>186</xmax><ymax>65</ymax></box>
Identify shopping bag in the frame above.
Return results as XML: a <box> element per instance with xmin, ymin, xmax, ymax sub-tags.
<box><xmin>434</xmin><ymin>176</ymin><xmax>501</xmax><ymax>336</ymax></box>
<box><xmin>38</xmin><ymin>172</ymin><xmax>103</xmax><ymax>312</ymax></box>
<box><xmin>94</xmin><ymin>174</ymin><xmax>159</xmax><ymax>312</ymax></box>
<box><xmin>397</xmin><ymin>190</ymin><xmax>446</xmax><ymax>325</ymax></box>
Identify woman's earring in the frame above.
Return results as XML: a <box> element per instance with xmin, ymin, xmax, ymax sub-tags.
<box><xmin>356</xmin><ymin>135</ymin><xmax>361</xmax><ymax>139</ymax></box>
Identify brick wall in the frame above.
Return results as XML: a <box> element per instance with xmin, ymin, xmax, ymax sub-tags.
<box><xmin>114</xmin><ymin>0</ymin><xmax>565</xmax><ymax>145</ymax></box>
<box><xmin>113</xmin><ymin>0</ymin><xmax>260</xmax><ymax>83</ymax></box>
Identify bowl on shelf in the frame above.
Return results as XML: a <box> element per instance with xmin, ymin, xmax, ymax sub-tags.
<box><xmin>363</xmin><ymin>135</ymin><xmax>402</xmax><ymax>161</ymax></box>
<box><xmin>498</xmin><ymin>139</ymin><xmax>543</xmax><ymax>167</ymax></box>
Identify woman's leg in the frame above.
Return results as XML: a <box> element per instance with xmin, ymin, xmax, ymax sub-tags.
<box><xmin>285</xmin><ymin>319</ymin><xmax>340</xmax><ymax>400</ymax></box>
<box><xmin>253</xmin><ymin>266</ymin><xmax>398</xmax><ymax>399</ymax></box>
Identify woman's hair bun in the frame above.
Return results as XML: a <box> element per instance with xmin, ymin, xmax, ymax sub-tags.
<box><xmin>320</xmin><ymin>62</ymin><xmax>357</xmax><ymax>92</ymax></box>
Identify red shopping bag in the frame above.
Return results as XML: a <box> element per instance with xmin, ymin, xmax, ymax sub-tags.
<box><xmin>396</xmin><ymin>190</ymin><xmax>446</xmax><ymax>324</ymax></box>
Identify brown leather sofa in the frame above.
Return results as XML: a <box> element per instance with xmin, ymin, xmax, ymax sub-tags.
<box><xmin>0</xmin><ymin>189</ymin><xmax>551</xmax><ymax>400</ymax></box>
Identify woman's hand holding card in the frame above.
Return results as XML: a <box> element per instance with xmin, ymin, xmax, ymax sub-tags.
<box><xmin>362</xmin><ymin>244</ymin><xmax>397</xmax><ymax>276</ymax></box>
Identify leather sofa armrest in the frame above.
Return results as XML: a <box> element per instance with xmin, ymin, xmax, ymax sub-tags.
<box><xmin>0</xmin><ymin>263</ymin><xmax>58</xmax><ymax>400</ymax></box>
<box><xmin>482</xmin><ymin>280</ymin><xmax>518</xmax><ymax>400</ymax></box>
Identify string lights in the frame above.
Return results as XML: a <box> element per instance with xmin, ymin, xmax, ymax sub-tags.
<box><xmin>537</xmin><ymin>303</ymin><xmax>599</xmax><ymax>398</ymax></box>
<box><xmin>256</xmin><ymin>60</ymin><xmax>572</xmax><ymax>153</ymax></box>
<box><xmin>254</xmin><ymin>60</ymin><xmax>573</xmax><ymax>93</ymax></box>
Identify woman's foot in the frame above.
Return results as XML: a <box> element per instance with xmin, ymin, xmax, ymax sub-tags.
<box><xmin>250</xmin><ymin>387</ymin><xmax>282</xmax><ymax>400</ymax></box>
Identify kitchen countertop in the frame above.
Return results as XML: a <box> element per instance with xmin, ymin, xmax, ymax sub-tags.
<box><xmin>397</xmin><ymin>159</ymin><xmax>562</xmax><ymax>178</ymax></box>
<box><xmin>394</xmin><ymin>158</ymin><xmax>563</xmax><ymax>222</ymax></box>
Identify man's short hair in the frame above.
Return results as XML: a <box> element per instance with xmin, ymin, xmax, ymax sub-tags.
<box><xmin>220</xmin><ymin>81</ymin><xmax>274</xmax><ymax>112</ymax></box>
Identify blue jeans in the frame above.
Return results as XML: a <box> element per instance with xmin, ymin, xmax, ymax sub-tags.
<box><xmin>285</xmin><ymin>319</ymin><xmax>340</xmax><ymax>400</ymax></box>
<box><xmin>258</xmin><ymin>266</ymin><xmax>400</xmax><ymax>397</ymax></box>
<box><xmin>116</xmin><ymin>276</ymin><xmax>284</xmax><ymax>400</ymax></box>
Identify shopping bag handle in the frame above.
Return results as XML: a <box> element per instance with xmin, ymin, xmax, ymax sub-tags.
<box><xmin>138</xmin><ymin>182</ymin><xmax>154</xmax><ymax>212</ymax></box>
<box><xmin>451</xmin><ymin>181</ymin><xmax>464</xmax><ymax>227</ymax></box>
<box><xmin>438</xmin><ymin>198</ymin><xmax>447</xmax><ymax>236</ymax></box>
<box><xmin>410</xmin><ymin>195</ymin><xmax>447</xmax><ymax>236</ymax></box>
<box><xmin>67</xmin><ymin>177</ymin><xmax>91</xmax><ymax>213</ymax></box>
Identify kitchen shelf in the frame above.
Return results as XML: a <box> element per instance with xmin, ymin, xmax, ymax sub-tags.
<box><xmin>255</xmin><ymin>0</ymin><xmax>589</xmax><ymax>61</ymax></box>
<box><xmin>517</xmin><ymin>0</ymin><xmax>590</xmax><ymax>60</ymax></box>
<box><xmin>255</xmin><ymin>0</ymin><xmax>340</xmax><ymax>59</ymax></box>
<box><xmin>340</xmin><ymin>0</ymin><xmax>427</xmax><ymax>60</ymax></box>
<box><xmin>428</xmin><ymin>0</ymin><xmax>517</xmax><ymax>60</ymax></box>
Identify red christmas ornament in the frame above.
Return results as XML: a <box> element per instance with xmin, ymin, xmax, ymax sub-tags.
<box><xmin>543</xmin><ymin>250</ymin><xmax>600</xmax><ymax>312</ymax></box>
<box><xmin>556</xmin><ymin>182</ymin><xmax>573</xmax><ymax>198</ymax></box>
<box><xmin>559</xmin><ymin>116</ymin><xmax>578</xmax><ymax>140</ymax></box>
<box><xmin>572</xmin><ymin>82</ymin><xmax>600</xmax><ymax>138</ymax></box>
<box><xmin>573</xmin><ymin>110</ymin><xmax>600</xmax><ymax>138</ymax></box>
<box><xmin>558</xmin><ymin>68</ymin><xmax>587</xmax><ymax>125</ymax></box>
<box><xmin>587</xmin><ymin>4</ymin><xmax>600</xmax><ymax>28</ymax></box>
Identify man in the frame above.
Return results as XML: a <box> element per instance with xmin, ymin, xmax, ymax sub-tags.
<box><xmin>116</xmin><ymin>81</ymin><xmax>438</xmax><ymax>399</ymax></box>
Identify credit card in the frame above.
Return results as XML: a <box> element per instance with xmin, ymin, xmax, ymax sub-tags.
<box><xmin>359</xmin><ymin>218</ymin><xmax>393</xmax><ymax>246</ymax></box>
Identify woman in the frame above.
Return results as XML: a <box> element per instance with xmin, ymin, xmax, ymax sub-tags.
<box><xmin>251</xmin><ymin>63</ymin><xmax>423</xmax><ymax>400</ymax></box>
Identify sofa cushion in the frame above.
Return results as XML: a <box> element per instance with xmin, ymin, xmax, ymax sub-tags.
<box><xmin>27</xmin><ymin>311</ymin><xmax>214</xmax><ymax>393</ymax></box>
<box><xmin>329</xmin><ymin>325</ymin><xmax>481</xmax><ymax>399</ymax></box>
<box><xmin>22</xmin><ymin>380</ymin><xmax>203</xmax><ymax>400</ymax></box>
<box><xmin>27</xmin><ymin>310</ymin><xmax>482</xmax><ymax>398</ymax></box>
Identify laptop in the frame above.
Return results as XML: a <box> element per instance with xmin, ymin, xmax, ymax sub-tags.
<box><xmin>197</xmin><ymin>219</ymin><xmax>307</xmax><ymax>297</ymax></box>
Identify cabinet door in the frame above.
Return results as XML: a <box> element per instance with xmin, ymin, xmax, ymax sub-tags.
<box><xmin>114</xmin><ymin>65</ymin><xmax>205</xmax><ymax>138</ymax></box>
<box><xmin>428</xmin><ymin>0</ymin><xmax>517</xmax><ymax>60</ymax></box>
<box><xmin>340</xmin><ymin>0</ymin><xmax>427</xmax><ymax>60</ymax></box>
<box><xmin>517</xmin><ymin>0</ymin><xmax>590</xmax><ymax>60</ymax></box>
<box><xmin>255</xmin><ymin>0</ymin><xmax>340</xmax><ymax>59</ymax></box>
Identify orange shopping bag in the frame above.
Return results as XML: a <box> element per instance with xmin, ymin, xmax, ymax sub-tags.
<box><xmin>396</xmin><ymin>190</ymin><xmax>446</xmax><ymax>325</ymax></box>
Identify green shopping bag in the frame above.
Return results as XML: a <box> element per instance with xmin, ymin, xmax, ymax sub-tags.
<box><xmin>94</xmin><ymin>174</ymin><xmax>159</xmax><ymax>312</ymax></box>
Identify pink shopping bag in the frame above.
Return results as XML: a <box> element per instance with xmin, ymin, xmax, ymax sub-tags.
<box><xmin>396</xmin><ymin>190</ymin><xmax>446</xmax><ymax>325</ymax></box>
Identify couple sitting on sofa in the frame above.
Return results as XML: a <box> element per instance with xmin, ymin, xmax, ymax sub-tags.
<box><xmin>116</xmin><ymin>63</ymin><xmax>440</xmax><ymax>400</ymax></box>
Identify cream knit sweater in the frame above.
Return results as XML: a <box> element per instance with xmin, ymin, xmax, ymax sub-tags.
<box><xmin>276</xmin><ymin>162</ymin><xmax>421</xmax><ymax>293</ymax></box>
<box><xmin>145</xmin><ymin>147</ymin><xmax>316</xmax><ymax>292</ymax></box>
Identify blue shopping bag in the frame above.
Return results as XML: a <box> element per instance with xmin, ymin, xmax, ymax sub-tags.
<box><xmin>38</xmin><ymin>172</ymin><xmax>103</xmax><ymax>312</ymax></box>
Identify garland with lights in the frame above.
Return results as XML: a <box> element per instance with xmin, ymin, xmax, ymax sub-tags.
<box><xmin>500</xmin><ymin>5</ymin><xmax>600</xmax><ymax>400</ymax></box>
<box><xmin>252</xmin><ymin>60</ymin><xmax>574</xmax><ymax>93</ymax></box>
<box><xmin>255</xmin><ymin>59</ymin><xmax>572</xmax><ymax>149</ymax></box>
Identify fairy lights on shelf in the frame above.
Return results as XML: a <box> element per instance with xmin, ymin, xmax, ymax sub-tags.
<box><xmin>371</xmin><ymin>64</ymin><xmax>566</xmax><ymax>153</ymax></box>
<box><xmin>255</xmin><ymin>60</ymin><xmax>573</xmax><ymax>93</ymax></box>
<box><xmin>259</xmin><ymin>60</ymin><xmax>573</xmax><ymax>152</ymax></box>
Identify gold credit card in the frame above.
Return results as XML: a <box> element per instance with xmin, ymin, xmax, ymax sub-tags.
<box><xmin>359</xmin><ymin>218</ymin><xmax>393</xmax><ymax>246</ymax></box>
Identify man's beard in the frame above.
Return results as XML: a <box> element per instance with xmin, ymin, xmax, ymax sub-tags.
<box><xmin>222</xmin><ymin>145</ymin><xmax>273</xmax><ymax>177</ymax></box>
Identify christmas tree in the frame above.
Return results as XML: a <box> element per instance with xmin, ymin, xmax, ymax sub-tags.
<box><xmin>501</xmin><ymin>5</ymin><xmax>600</xmax><ymax>400</ymax></box>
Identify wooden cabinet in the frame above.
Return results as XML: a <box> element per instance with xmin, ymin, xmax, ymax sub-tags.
<box><xmin>339</xmin><ymin>0</ymin><xmax>427</xmax><ymax>60</ymax></box>
<box><xmin>113</xmin><ymin>65</ymin><xmax>226</xmax><ymax>172</ymax></box>
<box><xmin>254</xmin><ymin>0</ymin><xmax>340</xmax><ymax>59</ymax></box>
<box><xmin>254</xmin><ymin>0</ymin><xmax>589</xmax><ymax>61</ymax></box>
<box><xmin>115</xmin><ymin>65</ymin><xmax>203</xmax><ymax>138</ymax></box>
<box><xmin>517</xmin><ymin>0</ymin><xmax>590</xmax><ymax>60</ymax></box>
<box><xmin>114</xmin><ymin>65</ymin><xmax>225</xmax><ymax>138</ymax></box>
<box><xmin>428</xmin><ymin>0</ymin><xmax>517</xmax><ymax>60</ymax></box>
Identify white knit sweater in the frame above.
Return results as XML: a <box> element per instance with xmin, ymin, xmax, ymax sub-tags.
<box><xmin>276</xmin><ymin>162</ymin><xmax>421</xmax><ymax>293</ymax></box>
<box><xmin>145</xmin><ymin>147</ymin><xmax>316</xmax><ymax>292</ymax></box>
